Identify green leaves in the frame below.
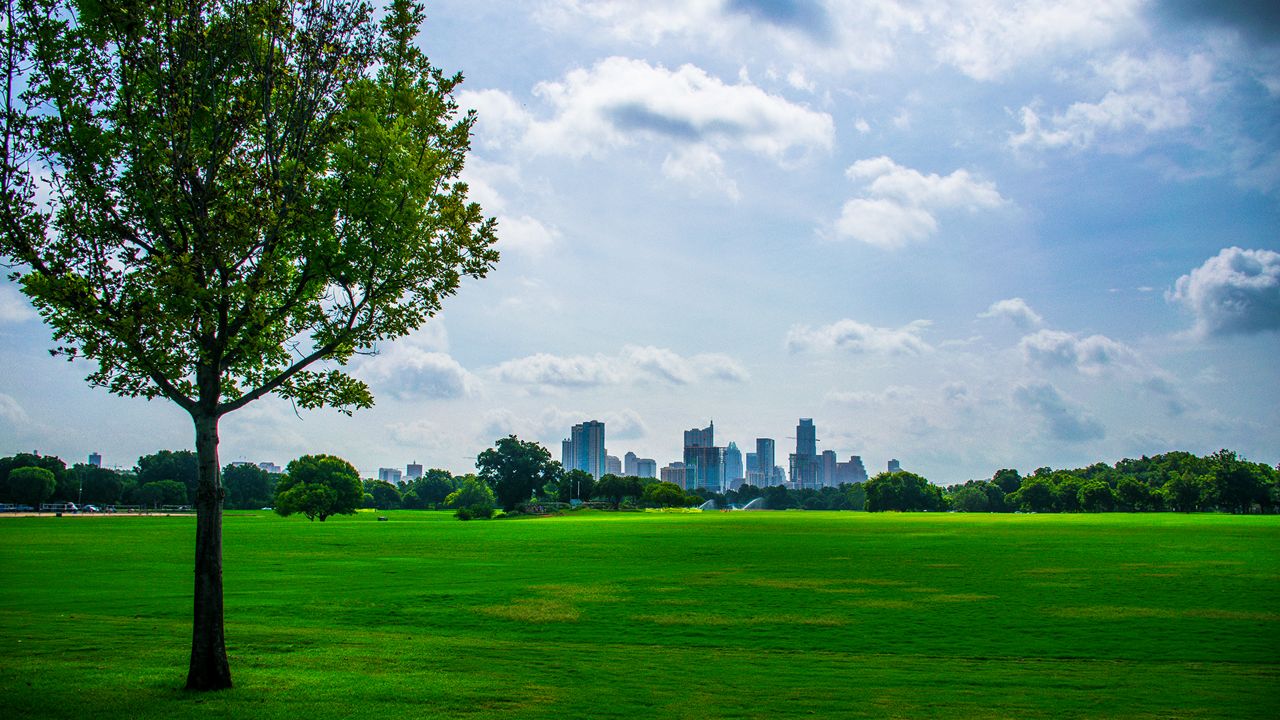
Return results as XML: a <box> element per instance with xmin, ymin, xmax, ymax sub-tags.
<box><xmin>2</xmin><ymin>0</ymin><xmax>496</xmax><ymax>420</ymax></box>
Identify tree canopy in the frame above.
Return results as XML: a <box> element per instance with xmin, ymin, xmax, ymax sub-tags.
<box><xmin>1</xmin><ymin>0</ymin><xmax>496</xmax><ymax>689</ymax></box>
<box><xmin>274</xmin><ymin>455</ymin><xmax>362</xmax><ymax>522</ymax></box>
<box><xmin>476</xmin><ymin>436</ymin><xmax>560</xmax><ymax>511</ymax></box>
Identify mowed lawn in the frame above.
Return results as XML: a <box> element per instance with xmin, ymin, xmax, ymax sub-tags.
<box><xmin>1</xmin><ymin>511</ymin><xmax>1277</xmax><ymax>719</ymax></box>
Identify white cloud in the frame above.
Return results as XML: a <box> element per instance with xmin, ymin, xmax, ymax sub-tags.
<box><xmin>937</xmin><ymin>0</ymin><xmax>1144</xmax><ymax>81</ymax></box>
<box><xmin>830</xmin><ymin>156</ymin><xmax>1005</xmax><ymax>248</ymax></box>
<box><xmin>356</xmin><ymin>325</ymin><xmax>479</xmax><ymax>400</ymax></box>
<box><xmin>979</xmin><ymin>297</ymin><xmax>1044</xmax><ymax>328</ymax></box>
<box><xmin>497</xmin><ymin>214</ymin><xmax>560</xmax><ymax>256</ymax></box>
<box><xmin>1019</xmin><ymin>329</ymin><xmax>1139</xmax><ymax>375</ymax></box>
<box><xmin>786</xmin><ymin>318</ymin><xmax>932</xmax><ymax>355</ymax></box>
<box><xmin>489</xmin><ymin>345</ymin><xmax>749</xmax><ymax>389</ymax></box>
<box><xmin>1013</xmin><ymin>382</ymin><xmax>1106</xmax><ymax>442</ymax></box>
<box><xmin>521</xmin><ymin>56</ymin><xmax>834</xmax><ymax>162</ymax></box>
<box><xmin>1168</xmin><ymin>246</ymin><xmax>1280</xmax><ymax>338</ymax></box>
<box><xmin>1010</xmin><ymin>52</ymin><xmax>1214</xmax><ymax>151</ymax></box>
<box><xmin>0</xmin><ymin>286</ymin><xmax>37</xmax><ymax>323</ymax></box>
<box><xmin>541</xmin><ymin>0</ymin><xmax>1143</xmax><ymax>81</ymax></box>
<box><xmin>661</xmin><ymin>145</ymin><xmax>741</xmax><ymax>201</ymax></box>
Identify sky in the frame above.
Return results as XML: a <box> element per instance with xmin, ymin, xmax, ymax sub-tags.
<box><xmin>1</xmin><ymin>0</ymin><xmax>1278</xmax><ymax>484</ymax></box>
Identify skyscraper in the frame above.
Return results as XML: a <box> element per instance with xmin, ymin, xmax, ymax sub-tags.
<box><xmin>888</xmin><ymin>459</ymin><xmax>901</xmax><ymax>473</ymax></box>
<box><xmin>378</xmin><ymin>467</ymin><xmax>402</xmax><ymax>484</ymax></box>
<box><xmin>789</xmin><ymin>419</ymin><xmax>820</xmax><ymax>489</ymax></box>
<box><xmin>635</xmin><ymin>458</ymin><xmax>657</xmax><ymax>478</ymax></box>
<box><xmin>835</xmin><ymin>455</ymin><xmax>868</xmax><ymax>484</ymax></box>
<box><xmin>821</xmin><ymin>450</ymin><xmax>837</xmax><ymax>487</ymax></box>
<box><xmin>562</xmin><ymin>420</ymin><xmax>607</xmax><ymax>480</ymax></box>
<box><xmin>624</xmin><ymin>451</ymin><xmax>639</xmax><ymax>476</ymax></box>
<box><xmin>724</xmin><ymin>442</ymin><xmax>744</xmax><ymax>483</ymax></box>
<box><xmin>606</xmin><ymin>454</ymin><xmax>622</xmax><ymax>476</ymax></box>
<box><xmin>748</xmin><ymin>438</ymin><xmax>776</xmax><ymax>486</ymax></box>
<box><xmin>683</xmin><ymin>421</ymin><xmax>726</xmax><ymax>492</ymax></box>
<box><xmin>88</xmin><ymin>452</ymin><xmax>101</xmax><ymax>467</ymax></box>
<box><xmin>405</xmin><ymin>462</ymin><xmax>423</xmax><ymax>480</ymax></box>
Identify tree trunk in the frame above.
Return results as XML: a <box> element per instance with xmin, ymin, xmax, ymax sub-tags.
<box><xmin>186</xmin><ymin>410</ymin><xmax>232</xmax><ymax>690</ymax></box>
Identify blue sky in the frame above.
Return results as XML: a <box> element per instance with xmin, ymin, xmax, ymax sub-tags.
<box><xmin>1</xmin><ymin>0</ymin><xmax>1278</xmax><ymax>483</ymax></box>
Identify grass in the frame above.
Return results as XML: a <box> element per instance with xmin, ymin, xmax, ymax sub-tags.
<box><xmin>1</xmin><ymin>510</ymin><xmax>1277</xmax><ymax>718</ymax></box>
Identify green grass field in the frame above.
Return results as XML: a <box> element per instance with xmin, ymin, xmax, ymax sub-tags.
<box><xmin>1</xmin><ymin>510</ymin><xmax>1277</xmax><ymax>718</ymax></box>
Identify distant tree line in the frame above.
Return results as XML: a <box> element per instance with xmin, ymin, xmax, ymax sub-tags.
<box><xmin>5</xmin><ymin>446</ymin><xmax>1274</xmax><ymax>517</ymax></box>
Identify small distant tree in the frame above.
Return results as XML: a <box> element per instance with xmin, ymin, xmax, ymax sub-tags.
<box><xmin>137</xmin><ymin>451</ymin><xmax>200</xmax><ymax>504</ymax></box>
<box><xmin>137</xmin><ymin>479</ymin><xmax>189</xmax><ymax>508</ymax></box>
<box><xmin>1077</xmin><ymin>481</ymin><xmax>1114</xmax><ymax>512</ymax></box>
<box><xmin>70</xmin><ymin>464</ymin><xmax>125</xmax><ymax>505</ymax></box>
<box><xmin>643</xmin><ymin>481</ymin><xmax>685</xmax><ymax>508</ymax></box>
<box><xmin>1010</xmin><ymin>476</ymin><xmax>1055</xmax><ymax>513</ymax></box>
<box><xmin>476</xmin><ymin>436</ymin><xmax>561</xmax><ymax>511</ymax></box>
<box><xmin>864</xmin><ymin>471</ymin><xmax>944</xmax><ymax>512</ymax></box>
<box><xmin>221</xmin><ymin>464</ymin><xmax>276</xmax><ymax>510</ymax></box>
<box><xmin>1162</xmin><ymin>472</ymin><xmax>1211</xmax><ymax>513</ymax></box>
<box><xmin>274</xmin><ymin>455</ymin><xmax>363</xmax><ymax>522</ymax></box>
<box><xmin>558</xmin><ymin>469</ymin><xmax>595</xmax><ymax>503</ymax></box>
<box><xmin>1115</xmin><ymin>476</ymin><xmax>1154</xmax><ymax>512</ymax></box>
<box><xmin>593</xmin><ymin>473</ymin><xmax>641</xmax><ymax>509</ymax></box>
<box><xmin>991</xmin><ymin>468</ymin><xmax>1022</xmax><ymax>496</ymax></box>
<box><xmin>444</xmin><ymin>477</ymin><xmax>495</xmax><ymax>519</ymax></box>
<box><xmin>761</xmin><ymin>484</ymin><xmax>794</xmax><ymax>510</ymax></box>
<box><xmin>8</xmin><ymin>466</ymin><xmax>56</xmax><ymax>506</ymax></box>
<box><xmin>364</xmin><ymin>480</ymin><xmax>402</xmax><ymax>510</ymax></box>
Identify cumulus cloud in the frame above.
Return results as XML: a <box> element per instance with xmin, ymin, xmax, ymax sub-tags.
<box><xmin>1167</xmin><ymin>246</ymin><xmax>1280</xmax><ymax>338</ymax></box>
<box><xmin>1010</xmin><ymin>52</ymin><xmax>1213</xmax><ymax>151</ymax></box>
<box><xmin>1019</xmin><ymin>328</ymin><xmax>1192</xmax><ymax>415</ymax></box>
<box><xmin>356</xmin><ymin>325</ymin><xmax>479</xmax><ymax>400</ymax></box>
<box><xmin>787</xmin><ymin>318</ymin><xmax>932</xmax><ymax>355</ymax></box>
<box><xmin>1019</xmin><ymin>329</ymin><xmax>1140</xmax><ymax>375</ymax></box>
<box><xmin>489</xmin><ymin>345</ymin><xmax>749</xmax><ymax>389</ymax></box>
<box><xmin>937</xmin><ymin>0</ymin><xmax>1144</xmax><ymax>81</ymax></box>
<box><xmin>0</xmin><ymin>286</ymin><xmax>37</xmax><ymax>324</ymax></box>
<box><xmin>979</xmin><ymin>297</ymin><xmax>1044</xmax><ymax>328</ymax></box>
<box><xmin>541</xmin><ymin>0</ymin><xmax>1143</xmax><ymax>80</ymax></box>
<box><xmin>458</xmin><ymin>159</ymin><xmax>559</xmax><ymax>257</ymax></box>
<box><xmin>1014</xmin><ymin>382</ymin><xmax>1106</xmax><ymax>442</ymax></box>
<box><xmin>830</xmin><ymin>156</ymin><xmax>1005</xmax><ymax>248</ymax></box>
<box><xmin>460</xmin><ymin>57</ymin><xmax>832</xmax><ymax>198</ymax></box>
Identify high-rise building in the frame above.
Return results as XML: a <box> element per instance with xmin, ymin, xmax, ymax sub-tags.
<box><xmin>821</xmin><ymin>450</ymin><xmax>837</xmax><ymax>487</ymax></box>
<box><xmin>789</xmin><ymin>419</ymin><xmax>821</xmax><ymax>489</ymax></box>
<box><xmin>624</xmin><ymin>451</ymin><xmax>639</xmax><ymax>476</ymax></box>
<box><xmin>661</xmin><ymin>461</ymin><xmax>690</xmax><ymax>489</ymax></box>
<box><xmin>835</xmin><ymin>455</ymin><xmax>868</xmax><ymax>484</ymax></box>
<box><xmin>636</xmin><ymin>458</ymin><xmax>657</xmax><ymax>479</ymax></box>
<box><xmin>724</xmin><ymin>442</ymin><xmax>744</xmax><ymax>483</ymax></box>
<box><xmin>88</xmin><ymin>452</ymin><xmax>102</xmax><ymax>467</ymax></box>
<box><xmin>888</xmin><ymin>459</ymin><xmax>901</xmax><ymax>473</ymax></box>
<box><xmin>683</xmin><ymin>421</ymin><xmax>726</xmax><ymax>492</ymax></box>
<box><xmin>606</xmin><ymin>454</ymin><xmax>622</xmax><ymax>476</ymax></box>
<box><xmin>405</xmin><ymin>462</ymin><xmax>423</xmax><ymax>480</ymax></box>
<box><xmin>257</xmin><ymin>461</ymin><xmax>282</xmax><ymax>474</ymax></box>
<box><xmin>378</xmin><ymin>467</ymin><xmax>402</xmax><ymax>484</ymax></box>
<box><xmin>562</xmin><ymin>421</ymin><xmax>607</xmax><ymax>479</ymax></box>
<box><xmin>745</xmin><ymin>452</ymin><xmax>759</xmax><ymax>476</ymax></box>
<box><xmin>796</xmin><ymin>419</ymin><xmax>816</xmax><ymax>456</ymax></box>
<box><xmin>756</xmin><ymin>438</ymin><xmax>775</xmax><ymax>473</ymax></box>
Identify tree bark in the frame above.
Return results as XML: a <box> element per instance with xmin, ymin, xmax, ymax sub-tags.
<box><xmin>186</xmin><ymin>410</ymin><xmax>232</xmax><ymax>690</ymax></box>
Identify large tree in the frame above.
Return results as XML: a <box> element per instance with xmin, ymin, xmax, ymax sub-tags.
<box><xmin>476</xmin><ymin>436</ymin><xmax>560</xmax><ymax>511</ymax></box>
<box><xmin>0</xmin><ymin>0</ymin><xmax>497</xmax><ymax>690</ymax></box>
<box><xmin>274</xmin><ymin>454</ymin><xmax>362</xmax><ymax>521</ymax></box>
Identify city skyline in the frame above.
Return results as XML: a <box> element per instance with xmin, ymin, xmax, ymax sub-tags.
<box><xmin>1</xmin><ymin>1</ymin><xmax>1277</xmax><ymax>483</ymax></box>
